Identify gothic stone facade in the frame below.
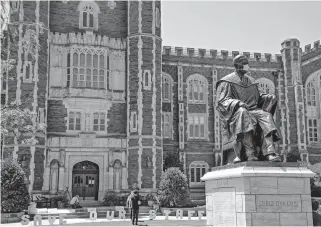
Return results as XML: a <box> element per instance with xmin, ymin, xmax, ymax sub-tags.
<box><xmin>2</xmin><ymin>1</ymin><xmax>321</xmax><ymax>200</ymax></box>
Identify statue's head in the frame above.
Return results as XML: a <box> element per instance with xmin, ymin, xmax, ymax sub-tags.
<box><xmin>233</xmin><ymin>54</ymin><xmax>250</xmax><ymax>74</ymax></box>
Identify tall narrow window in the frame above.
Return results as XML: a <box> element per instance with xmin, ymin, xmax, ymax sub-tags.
<box><xmin>162</xmin><ymin>112</ymin><xmax>172</xmax><ymax>138</ymax></box>
<box><xmin>143</xmin><ymin>70</ymin><xmax>151</xmax><ymax>90</ymax></box>
<box><xmin>156</xmin><ymin>7</ymin><xmax>160</xmax><ymax>28</ymax></box>
<box><xmin>78</xmin><ymin>2</ymin><xmax>100</xmax><ymax>30</ymax></box>
<box><xmin>189</xmin><ymin>161</ymin><xmax>209</xmax><ymax>185</ymax></box>
<box><xmin>306</xmin><ymin>71</ymin><xmax>321</xmax><ymax>146</ymax></box>
<box><xmin>131</xmin><ymin>112</ymin><xmax>137</xmax><ymax>132</ymax></box>
<box><xmin>307</xmin><ymin>79</ymin><xmax>316</xmax><ymax>106</ymax></box>
<box><xmin>188</xmin><ymin>114</ymin><xmax>206</xmax><ymax>139</ymax></box>
<box><xmin>67</xmin><ymin>53</ymin><xmax>71</xmax><ymax>87</ymax></box>
<box><xmin>162</xmin><ymin>74</ymin><xmax>172</xmax><ymax>102</ymax></box>
<box><xmin>93</xmin><ymin>112</ymin><xmax>105</xmax><ymax>131</ymax></box>
<box><xmin>308</xmin><ymin>119</ymin><xmax>318</xmax><ymax>142</ymax></box>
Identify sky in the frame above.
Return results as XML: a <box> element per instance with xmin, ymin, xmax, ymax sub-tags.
<box><xmin>161</xmin><ymin>1</ymin><xmax>321</xmax><ymax>54</ymax></box>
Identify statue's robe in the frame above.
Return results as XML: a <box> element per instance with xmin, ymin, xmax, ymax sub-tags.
<box><xmin>216</xmin><ymin>72</ymin><xmax>281</xmax><ymax>150</ymax></box>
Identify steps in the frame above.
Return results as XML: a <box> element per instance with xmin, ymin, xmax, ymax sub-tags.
<box><xmin>190</xmin><ymin>186</ymin><xmax>205</xmax><ymax>206</ymax></box>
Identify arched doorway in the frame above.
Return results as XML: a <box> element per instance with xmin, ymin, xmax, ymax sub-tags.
<box><xmin>72</xmin><ymin>161</ymin><xmax>99</xmax><ymax>200</ymax></box>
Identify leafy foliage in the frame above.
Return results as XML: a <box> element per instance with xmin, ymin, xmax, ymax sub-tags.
<box><xmin>163</xmin><ymin>149</ymin><xmax>183</xmax><ymax>171</ymax></box>
<box><xmin>309</xmin><ymin>163</ymin><xmax>321</xmax><ymax>197</ymax></box>
<box><xmin>285</xmin><ymin>149</ymin><xmax>301</xmax><ymax>162</ymax></box>
<box><xmin>1</xmin><ymin>158</ymin><xmax>30</xmax><ymax>213</ymax></box>
<box><xmin>1</xmin><ymin>102</ymin><xmax>46</xmax><ymax>145</ymax></box>
<box><xmin>157</xmin><ymin>167</ymin><xmax>191</xmax><ymax>207</ymax></box>
<box><xmin>102</xmin><ymin>191</ymin><xmax>118</xmax><ymax>206</ymax></box>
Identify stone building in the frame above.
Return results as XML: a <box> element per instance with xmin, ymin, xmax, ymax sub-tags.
<box><xmin>1</xmin><ymin>1</ymin><xmax>321</xmax><ymax>202</ymax></box>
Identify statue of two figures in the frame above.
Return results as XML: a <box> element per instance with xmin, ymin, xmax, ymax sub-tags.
<box><xmin>216</xmin><ymin>54</ymin><xmax>282</xmax><ymax>164</ymax></box>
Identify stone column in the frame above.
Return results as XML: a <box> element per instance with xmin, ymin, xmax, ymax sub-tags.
<box><xmin>202</xmin><ymin>162</ymin><xmax>314</xmax><ymax>227</ymax></box>
<box><xmin>42</xmin><ymin>166</ymin><xmax>50</xmax><ymax>191</ymax></box>
<box><xmin>108</xmin><ymin>167</ymin><xmax>114</xmax><ymax>190</ymax></box>
<box><xmin>58</xmin><ymin>167</ymin><xmax>64</xmax><ymax>191</ymax></box>
<box><xmin>121</xmin><ymin>166</ymin><xmax>128</xmax><ymax>189</ymax></box>
<box><xmin>281</xmin><ymin>38</ymin><xmax>308</xmax><ymax>159</ymax></box>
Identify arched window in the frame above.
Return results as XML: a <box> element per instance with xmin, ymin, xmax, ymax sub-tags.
<box><xmin>187</xmin><ymin>74</ymin><xmax>207</xmax><ymax>103</ymax></box>
<box><xmin>162</xmin><ymin>73</ymin><xmax>173</xmax><ymax>102</ymax></box>
<box><xmin>255</xmin><ymin>78</ymin><xmax>275</xmax><ymax>95</ymax></box>
<box><xmin>307</xmin><ymin>77</ymin><xmax>317</xmax><ymax>106</ymax></box>
<box><xmin>93</xmin><ymin>112</ymin><xmax>106</xmax><ymax>131</ymax></box>
<box><xmin>189</xmin><ymin>161</ymin><xmax>209</xmax><ymax>185</ymax></box>
<box><xmin>78</xmin><ymin>2</ymin><xmax>100</xmax><ymax>30</ymax></box>
<box><xmin>305</xmin><ymin>70</ymin><xmax>321</xmax><ymax>145</ymax></box>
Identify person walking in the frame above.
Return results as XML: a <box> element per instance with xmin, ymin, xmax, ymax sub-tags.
<box><xmin>131</xmin><ymin>190</ymin><xmax>140</xmax><ymax>225</ymax></box>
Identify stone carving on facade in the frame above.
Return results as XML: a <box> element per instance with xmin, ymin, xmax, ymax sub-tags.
<box><xmin>45</xmin><ymin>149</ymin><xmax>51</xmax><ymax>167</ymax></box>
<box><xmin>59</xmin><ymin>149</ymin><xmax>66</xmax><ymax>167</ymax></box>
<box><xmin>51</xmin><ymin>32</ymin><xmax>126</xmax><ymax>50</ymax></box>
<box><xmin>50</xmin><ymin>137</ymin><xmax>126</xmax><ymax>148</ymax></box>
<box><xmin>108</xmin><ymin>1</ymin><xmax>116</xmax><ymax>9</ymax></box>
<box><xmin>82</xmin><ymin>138</ymin><xmax>94</xmax><ymax>147</ymax></box>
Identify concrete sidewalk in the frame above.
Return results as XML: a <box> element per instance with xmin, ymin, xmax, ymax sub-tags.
<box><xmin>2</xmin><ymin>216</ymin><xmax>208</xmax><ymax>227</ymax></box>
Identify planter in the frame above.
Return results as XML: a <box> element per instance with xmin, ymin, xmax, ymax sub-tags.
<box><xmin>147</xmin><ymin>200</ymin><xmax>154</xmax><ymax>207</ymax></box>
<box><xmin>28</xmin><ymin>202</ymin><xmax>37</xmax><ymax>215</ymax></box>
<box><xmin>1</xmin><ymin>212</ymin><xmax>24</xmax><ymax>224</ymax></box>
<box><xmin>57</xmin><ymin>201</ymin><xmax>64</xmax><ymax>208</ymax></box>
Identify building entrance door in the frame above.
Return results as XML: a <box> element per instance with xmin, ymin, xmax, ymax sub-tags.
<box><xmin>72</xmin><ymin>161</ymin><xmax>99</xmax><ymax>200</ymax></box>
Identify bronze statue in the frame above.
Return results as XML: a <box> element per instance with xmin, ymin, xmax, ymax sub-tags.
<box><xmin>216</xmin><ymin>54</ymin><xmax>281</xmax><ymax>163</ymax></box>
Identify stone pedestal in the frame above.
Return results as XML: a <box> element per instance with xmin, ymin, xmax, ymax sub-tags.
<box><xmin>201</xmin><ymin>162</ymin><xmax>315</xmax><ymax>227</ymax></box>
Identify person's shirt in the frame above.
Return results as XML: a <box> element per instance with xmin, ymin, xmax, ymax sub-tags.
<box><xmin>127</xmin><ymin>193</ymin><xmax>133</xmax><ymax>208</ymax></box>
<box><xmin>131</xmin><ymin>194</ymin><xmax>140</xmax><ymax>209</ymax></box>
<box><xmin>70</xmin><ymin>196</ymin><xmax>79</xmax><ymax>205</ymax></box>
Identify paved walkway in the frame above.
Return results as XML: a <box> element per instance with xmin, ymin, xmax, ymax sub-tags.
<box><xmin>3</xmin><ymin>216</ymin><xmax>208</xmax><ymax>227</ymax></box>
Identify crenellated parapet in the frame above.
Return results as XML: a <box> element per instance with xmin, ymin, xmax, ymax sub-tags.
<box><xmin>50</xmin><ymin>32</ymin><xmax>127</xmax><ymax>50</ymax></box>
<box><xmin>162</xmin><ymin>46</ymin><xmax>282</xmax><ymax>63</ymax></box>
<box><xmin>302</xmin><ymin>40</ymin><xmax>320</xmax><ymax>55</ymax></box>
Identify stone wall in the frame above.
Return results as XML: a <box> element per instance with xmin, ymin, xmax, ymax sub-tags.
<box><xmin>49</xmin><ymin>1</ymin><xmax>127</xmax><ymax>38</ymax></box>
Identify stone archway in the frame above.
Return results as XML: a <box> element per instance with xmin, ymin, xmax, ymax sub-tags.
<box><xmin>72</xmin><ymin>161</ymin><xmax>99</xmax><ymax>200</ymax></box>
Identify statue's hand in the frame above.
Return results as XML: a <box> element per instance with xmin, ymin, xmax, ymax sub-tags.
<box><xmin>239</xmin><ymin>102</ymin><xmax>249</xmax><ymax>110</ymax></box>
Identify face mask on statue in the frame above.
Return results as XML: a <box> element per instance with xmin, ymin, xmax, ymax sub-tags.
<box><xmin>242</xmin><ymin>64</ymin><xmax>250</xmax><ymax>72</ymax></box>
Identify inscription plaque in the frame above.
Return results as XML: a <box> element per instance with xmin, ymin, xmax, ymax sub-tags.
<box><xmin>213</xmin><ymin>188</ymin><xmax>236</xmax><ymax>227</ymax></box>
<box><xmin>256</xmin><ymin>195</ymin><xmax>301</xmax><ymax>212</ymax></box>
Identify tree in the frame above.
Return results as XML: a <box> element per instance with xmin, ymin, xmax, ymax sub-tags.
<box><xmin>163</xmin><ymin>149</ymin><xmax>183</xmax><ymax>171</ymax></box>
<box><xmin>1</xmin><ymin>1</ymin><xmax>47</xmax><ymax>155</ymax></box>
<box><xmin>1</xmin><ymin>158</ymin><xmax>30</xmax><ymax>213</ymax></box>
<box><xmin>157</xmin><ymin>167</ymin><xmax>191</xmax><ymax>207</ymax></box>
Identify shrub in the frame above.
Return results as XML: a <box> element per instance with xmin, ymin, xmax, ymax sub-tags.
<box><xmin>163</xmin><ymin>150</ymin><xmax>183</xmax><ymax>171</ymax></box>
<box><xmin>146</xmin><ymin>193</ymin><xmax>154</xmax><ymax>201</ymax></box>
<box><xmin>1</xmin><ymin>158</ymin><xmax>30</xmax><ymax>213</ymax></box>
<box><xmin>286</xmin><ymin>150</ymin><xmax>301</xmax><ymax>162</ymax></box>
<box><xmin>102</xmin><ymin>191</ymin><xmax>117</xmax><ymax>206</ymax></box>
<box><xmin>157</xmin><ymin>167</ymin><xmax>191</xmax><ymax>207</ymax></box>
<box><xmin>52</xmin><ymin>195</ymin><xmax>68</xmax><ymax>207</ymax></box>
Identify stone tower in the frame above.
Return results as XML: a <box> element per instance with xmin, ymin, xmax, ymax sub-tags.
<box><xmin>280</xmin><ymin>38</ymin><xmax>308</xmax><ymax>160</ymax></box>
<box><xmin>3</xmin><ymin>1</ymin><xmax>49</xmax><ymax>192</ymax></box>
<box><xmin>127</xmin><ymin>1</ymin><xmax>163</xmax><ymax>190</ymax></box>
